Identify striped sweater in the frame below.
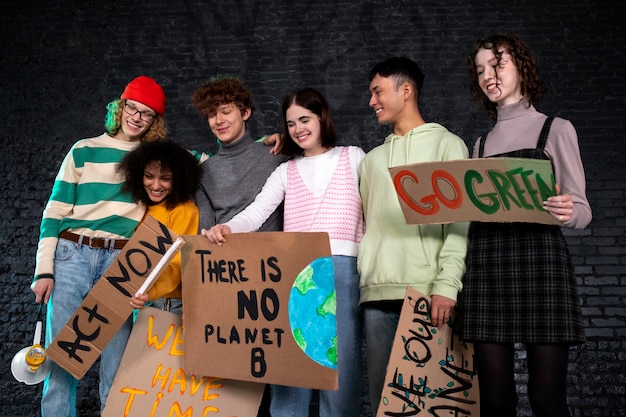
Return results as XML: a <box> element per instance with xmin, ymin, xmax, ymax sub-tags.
<box><xmin>34</xmin><ymin>133</ymin><xmax>145</xmax><ymax>280</ymax></box>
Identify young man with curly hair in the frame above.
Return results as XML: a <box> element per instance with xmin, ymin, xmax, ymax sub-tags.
<box><xmin>193</xmin><ymin>76</ymin><xmax>289</xmax><ymax>233</ymax></box>
<box><xmin>192</xmin><ymin>76</ymin><xmax>288</xmax><ymax>417</ymax></box>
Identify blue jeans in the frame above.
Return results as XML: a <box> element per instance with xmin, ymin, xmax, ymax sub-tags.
<box><xmin>363</xmin><ymin>303</ymin><xmax>401</xmax><ymax>414</ymax></box>
<box><xmin>151</xmin><ymin>297</ymin><xmax>183</xmax><ymax>314</ymax></box>
<box><xmin>270</xmin><ymin>255</ymin><xmax>363</xmax><ymax>417</ymax></box>
<box><xmin>41</xmin><ymin>238</ymin><xmax>132</xmax><ymax>417</ymax></box>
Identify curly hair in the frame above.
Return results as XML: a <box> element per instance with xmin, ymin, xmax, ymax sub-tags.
<box><xmin>468</xmin><ymin>32</ymin><xmax>546</xmax><ymax>120</ymax></box>
<box><xmin>117</xmin><ymin>140</ymin><xmax>202</xmax><ymax>210</ymax></box>
<box><xmin>191</xmin><ymin>76</ymin><xmax>255</xmax><ymax>118</ymax></box>
<box><xmin>280</xmin><ymin>88</ymin><xmax>337</xmax><ymax>156</ymax></box>
<box><xmin>104</xmin><ymin>99</ymin><xmax>167</xmax><ymax>142</ymax></box>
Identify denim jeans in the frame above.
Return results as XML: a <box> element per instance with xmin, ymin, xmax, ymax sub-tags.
<box><xmin>270</xmin><ymin>255</ymin><xmax>363</xmax><ymax>417</ymax></box>
<box><xmin>363</xmin><ymin>303</ymin><xmax>401</xmax><ymax>414</ymax></box>
<box><xmin>151</xmin><ymin>297</ymin><xmax>183</xmax><ymax>314</ymax></box>
<box><xmin>41</xmin><ymin>238</ymin><xmax>132</xmax><ymax>417</ymax></box>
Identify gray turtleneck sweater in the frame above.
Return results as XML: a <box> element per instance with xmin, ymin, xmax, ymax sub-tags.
<box><xmin>474</xmin><ymin>101</ymin><xmax>592</xmax><ymax>229</ymax></box>
<box><xmin>195</xmin><ymin>131</ymin><xmax>289</xmax><ymax>231</ymax></box>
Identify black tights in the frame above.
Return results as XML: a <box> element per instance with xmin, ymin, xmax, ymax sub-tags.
<box><xmin>474</xmin><ymin>342</ymin><xmax>571</xmax><ymax>417</ymax></box>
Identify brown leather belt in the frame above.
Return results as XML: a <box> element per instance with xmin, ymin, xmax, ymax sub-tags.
<box><xmin>59</xmin><ymin>231</ymin><xmax>128</xmax><ymax>250</ymax></box>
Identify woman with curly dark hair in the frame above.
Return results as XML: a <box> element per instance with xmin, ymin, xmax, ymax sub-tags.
<box><xmin>118</xmin><ymin>140</ymin><xmax>203</xmax><ymax>314</ymax></box>
<box><xmin>461</xmin><ymin>33</ymin><xmax>592</xmax><ymax>417</ymax></box>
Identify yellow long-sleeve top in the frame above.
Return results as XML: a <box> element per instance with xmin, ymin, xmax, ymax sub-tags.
<box><xmin>146</xmin><ymin>199</ymin><xmax>199</xmax><ymax>300</ymax></box>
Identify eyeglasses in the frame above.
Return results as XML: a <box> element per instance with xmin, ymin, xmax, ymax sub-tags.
<box><xmin>123</xmin><ymin>102</ymin><xmax>157</xmax><ymax>122</ymax></box>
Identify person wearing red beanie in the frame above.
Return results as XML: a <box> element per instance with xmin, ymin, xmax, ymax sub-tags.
<box><xmin>105</xmin><ymin>75</ymin><xmax>168</xmax><ymax>143</ymax></box>
<box><xmin>121</xmin><ymin>75</ymin><xmax>166</xmax><ymax>117</ymax></box>
<box><xmin>32</xmin><ymin>74</ymin><xmax>279</xmax><ymax>416</ymax></box>
<box><xmin>31</xmin><ymin>76</ymin><xmax>170</xmax><ymax>417</ymax></box>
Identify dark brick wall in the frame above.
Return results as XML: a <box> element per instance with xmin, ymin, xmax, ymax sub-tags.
<box><xmin>1</xmin><ymin>1</ymin><xmax>624</xmax><ymax>416</ymax></box>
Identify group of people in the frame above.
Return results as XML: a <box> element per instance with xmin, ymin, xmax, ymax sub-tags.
<box><xmin>31</xmin><ymin>32</ymin><xmax>591</xmax><ymax>417</ymax></box>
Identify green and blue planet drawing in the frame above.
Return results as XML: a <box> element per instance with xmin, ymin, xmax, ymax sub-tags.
<box><xmin>288</xmin><ymin>257</ymin><xmax>337</xmax><ymax>369</ymax></box>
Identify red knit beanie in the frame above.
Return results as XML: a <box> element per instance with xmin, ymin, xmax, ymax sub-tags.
<box><xmin>120</xmin><ymin>76</ymin><xmax>166</xmax><ymax>116</ymax></box>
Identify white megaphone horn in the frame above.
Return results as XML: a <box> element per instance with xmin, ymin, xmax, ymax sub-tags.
<box><xmin>11</xmin><ymin>301</ymin><xmax>51</xmax><ymax>385</ymax></box>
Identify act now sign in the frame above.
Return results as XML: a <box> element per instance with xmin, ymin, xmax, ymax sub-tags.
<box><xmin>389</xmin><ymin>157</ymin><xmax>562</xmax><ymax>226</ymax></box>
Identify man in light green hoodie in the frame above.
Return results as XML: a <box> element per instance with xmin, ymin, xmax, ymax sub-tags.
<box><xmin>358</xmin><ymin>56</ymin><xmax>470</xmax><ymax>413</ymax></box>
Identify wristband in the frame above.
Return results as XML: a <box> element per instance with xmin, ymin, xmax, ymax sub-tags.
<box><xmin>34</xmin><ymin>273</ymin><xmax>54</xmax><ymax>281</ymax></box>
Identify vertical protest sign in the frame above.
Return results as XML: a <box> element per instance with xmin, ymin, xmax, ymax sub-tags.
<box><xmin>45</xmin><ymin>216</ymin><xmax>181</xmax><ymax>379</ymax></box>
<box><xmin>389</xmin><ymin>157</ymin><xmax>562</xmax><ymax>225</ymax></box>
<box><xmin>181</xmin><ymin>232</ymin><xmax>338</xmax><ymax>390</ymax></box>
<box><xmin>103</xmin><ymin>307</ymin><xmax>265</xmax><ymax>417</ymax></box>
<box><xmin>378</xmin><ymin>287</ymin><xmax>479</xmax><ymax>417</ymax></box>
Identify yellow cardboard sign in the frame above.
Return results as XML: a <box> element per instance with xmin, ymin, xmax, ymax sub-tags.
<box><xmin>103</xmin><ymin>307</ymin><xmax>265</xmax><ymax>416</ymax></box>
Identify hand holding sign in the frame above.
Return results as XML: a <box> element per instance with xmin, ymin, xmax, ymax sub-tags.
<box><xmin>201</xmin><ymin>224</ymin><xmax>232</xmax><ymax>246</ymax></box>
<box><xmin>378</xmin><ymin>287</ymin><xmax>479</xmax><ymax>416</ymax></box>
<box><xmin>45</xmin><ymin>216</ymin><xmax>183</xmax><ymax>380</ymax></box>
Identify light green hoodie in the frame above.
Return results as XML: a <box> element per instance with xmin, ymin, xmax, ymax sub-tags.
<box><xmin>358</xmin><ymin>123</ymin><xmax>470</xmax><ymax>304</ymax></box>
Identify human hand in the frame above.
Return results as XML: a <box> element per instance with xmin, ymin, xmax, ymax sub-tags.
<box><xmin>201</xmin><ymin>224</ymin><xmax>232</xmax><ymax>246</ymax></box>
<box><xmin>32</xmin><ymin>278</ymin><xmax>54</xmax><ymax>304</ymax></box>
<box><xmin>544</xmin><ymin>184</ymin><xmax>573</xmax><ymax>223</ymax></box>
<box><xmin>263</xmin><ymin>133</ymin><xmax>283</xmax><ymax>155</ymax></box>
<box><xmin>130</xmin><ymin>293</ymin><xmax>149</xmax><ymax>309</ymax></box>
<box><xmin>430</xmin><ymin>294</ymin><xmax>456</xmax><ymax>329</ymax></box>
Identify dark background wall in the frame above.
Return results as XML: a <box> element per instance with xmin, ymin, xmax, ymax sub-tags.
<box><xmin>1</xmin><ymin>1</ymin><xmax>625</xmax><ymax>416</ymax></box>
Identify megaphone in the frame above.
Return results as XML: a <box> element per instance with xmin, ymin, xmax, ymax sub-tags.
<box><xmin>11</xmin><ymin>301</ymin><xmax>51</xmax><ymax>385</ymax></box>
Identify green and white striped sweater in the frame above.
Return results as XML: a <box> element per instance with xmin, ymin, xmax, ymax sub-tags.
<box><xmin>33</xmin><ymin>131</ymin><xmax>253</xmax><ymax>282</ymax></box>
<box><xmin>34</xmin><ymin>133</ymin><xmax>145</xmax><ymax>281</ymax></box>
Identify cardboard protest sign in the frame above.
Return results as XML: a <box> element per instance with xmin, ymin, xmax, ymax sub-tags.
<box><xmin>378</xmin><ymin>287</ymin><xmax>479</xmax><ymax>417</ymax></box>
<box><xmin>46</xmin><ymin>216</ymin><xmax>182</xmax><ymax>379</ymax></box>
<box><xmin>389</xmin><ymin>157</ymin><xmax>562</xmax><ymax>225</ymax></box>
<box><xmin>103</xmin><ymin>307</ymin><xmax>265</xmax><ymax>417</ymax></box>
<box><xmin>181</xmin><ymin>232</ymin><xmax>337</xmax><ymax>390</ymax></box>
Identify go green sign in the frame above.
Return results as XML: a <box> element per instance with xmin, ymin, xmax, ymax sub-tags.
<box><xmin>389</xmin><ymin>157</ymin><xmax>561</xmax><ymax>226</ymax></box>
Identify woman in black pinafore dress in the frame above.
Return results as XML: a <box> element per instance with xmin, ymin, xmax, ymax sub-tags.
<box><xmin>461</xmin><ymin>33</ymin><xmax>592</xmax><ymax>417</ymax></box>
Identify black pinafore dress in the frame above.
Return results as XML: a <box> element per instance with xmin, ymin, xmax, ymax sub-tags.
<box><xmin>460</xmin><ymin>117</ymin><xmax>585</xmax><ymax>345</ymax></box>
